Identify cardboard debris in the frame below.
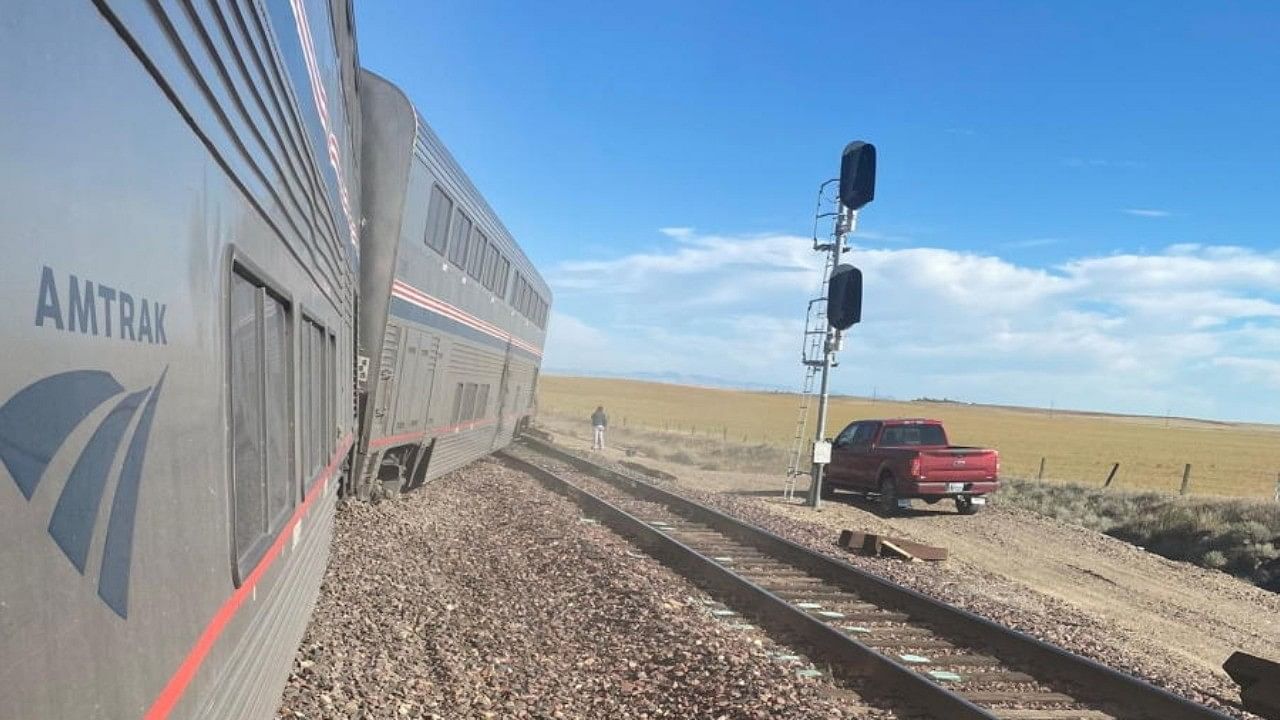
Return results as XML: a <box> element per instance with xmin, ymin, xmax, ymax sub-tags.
<box><xmin>839</xmin><ymin>530</ymin><xmax>948</xmax><ymax>562</ymax></box>
<box><xmin>879</xmin><ymin>540</ymin><xmax>919</xmax><ymax>562</ymax></box>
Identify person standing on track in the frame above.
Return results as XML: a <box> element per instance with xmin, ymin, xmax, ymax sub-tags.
<box><xmin>591</xmin><ymin>405</ymin><xmax>608</xmax><ymax>450</ymax></box>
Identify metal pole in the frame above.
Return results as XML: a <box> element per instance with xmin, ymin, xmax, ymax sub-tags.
<box><xmin>809</xmin><ymin>207</ymin><xmax>853</xmax><ymax>508</ymax></box>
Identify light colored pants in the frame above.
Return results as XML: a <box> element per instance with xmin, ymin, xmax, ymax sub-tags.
<box><xmin>593</xmin><ymin>425</ymin><xmax>605</xmax><ymax>449</ymax></box>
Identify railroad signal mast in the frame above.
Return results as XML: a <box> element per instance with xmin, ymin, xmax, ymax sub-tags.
<box><xmin>805</xmin><ymin>141</ymin><xmax>876</xmax><ymax>509</ymax></box>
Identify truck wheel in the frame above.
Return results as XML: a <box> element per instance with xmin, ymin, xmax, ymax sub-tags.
<box><xmin>955</xmin><ymin>496</ymin><xmax>980</xmax><ymax>515</ymax></box>
<box><xmin>878</xmin><ymin>476</ymin><xmax>898</xmax><ymax>515</ymax></box>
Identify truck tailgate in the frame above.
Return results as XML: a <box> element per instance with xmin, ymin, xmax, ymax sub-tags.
<box><xmin>918</xmin><ymin>447</ymin><xmax>998</xmax><ymax>480</ymax></box>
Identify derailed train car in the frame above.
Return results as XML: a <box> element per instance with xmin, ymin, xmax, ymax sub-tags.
<box><xmin>352</xmin><ymin>70</ymin><xmax>550</xmax><ymax>497</ymax></box>
<box><xmin>0</xmin><ymin>1</ymin><xmax>546</xmax><ymax>718</ymax></box>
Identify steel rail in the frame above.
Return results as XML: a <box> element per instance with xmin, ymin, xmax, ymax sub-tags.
<box><xmin>500</xmin><ymin>450</ymin><xmax>1000</xmax><ymax>719</ymax></box>
<box><xmin>509</xmin><ymin>437</ymin><xmax>1235</xmax><ymax>720</ymax></box>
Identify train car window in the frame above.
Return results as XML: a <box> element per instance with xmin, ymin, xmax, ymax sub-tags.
<box><xmin>480</xmin><ymin>242</ymin><xmax>494</xmax><ymax>289</ymax></box>
<box><xmin>310</xmin><ymin>323</ymin><xmax>324</xmax><ymax>475</ymax></box>
<box><xmin>461</xmin><ymin>383</ymin><xmax>477</xmax><ymax>421</ymax></box>
<box><xmin>425</xmin><ymin>185</ymin><xmax>453</xmax><ymax>254</ymax></box>
<box><xmin>496</xmin><ymin>257</ymin><xmax>511</xmax><ymax>297</ymax></box>
<box><xmin>321</xmin><ymin>329</ymin><xmax>331</xmax><ymax>467</ymax></box>
<box><xmin>328</xmin><ymin>332</ymin><xmax>337</xmax><ymax>459</ymax></box>
<box><xmin>263</xmin><ymin>297</ymin><xmax>293</xmax><ymax>531</ymax></box>
<box><xmin>299</xmin><ymin>319</ymin><xmax>312</xmax><ymax>476</ymax></box>
<box><xmin>230</xmin><ymin>274</ymin><xmax>265</xmax><ymax>573</ymax></box>
<box><xmin>447</xmin><ymin>211</ymin><xmax>472</xmax><ymax>267</ymax></box>
<box><xmin>229</xmin><ymin>269</ymin><xmax>294</xmax><ymax>580</ymax></box>
<box><xmin>476</xmin><ymin>384</ymin><xmax>490</xmax><ymax>420</ymax></box>
<box><xmin>452</xmin><ymin>382</ymin><xmax>465</xmax><ymax>423</ymax></box>
<box><xmin>467</xmin><ymin>230</ymin><xmax>488</xmax><ymax>280</ymax></box>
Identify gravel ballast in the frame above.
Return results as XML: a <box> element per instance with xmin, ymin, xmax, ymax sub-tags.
<box><xmin>278</xmin><ymin>459</ymin><xmax>893</xmax><ymax>719</ymax></box>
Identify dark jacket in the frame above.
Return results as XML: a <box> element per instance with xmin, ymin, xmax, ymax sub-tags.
<box><xmin>591</xmin><ymin>409</ymin><xmax>608</xmax><ymax>427</ymax></box>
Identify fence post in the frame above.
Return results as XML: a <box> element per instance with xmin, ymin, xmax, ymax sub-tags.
<box><xmin>1180</xmin><ymin>464</ymin><xmax>1192</xmax><ymax>495</ymax></box>
<box><xmin>1274</xmin><ymin>472</ymin><xmax>1279</xmax><ymax>503</ymax></box>
<box><xmin>1103</xmin><ymin>462</ymin><xmax>1120</xmax><ymax>488</ymax></box>
<box><xmin>1037</xmin><ymin>457</ymin><xmax>1046</xmax><ymax>480</ymax></box>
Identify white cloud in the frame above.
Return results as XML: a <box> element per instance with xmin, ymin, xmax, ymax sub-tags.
<box><xmin>545</xmin><ymin>229</ymin><xmax>1280</xmax><ymax>422</ymax></box>
<box><xmin>1211</xmin><ymin>357</ymin><xmax>1280</xmax><ymax>390</ymax></box>
<box><xmin>658</xmin><ymin>226</ymin><xmax>694</xmax><ymax>239</ymax></box>
<box><xmin>1122</xmin><ymin>208</ymin><xmax>1171</xmax><ymax>218</ymax></box>
<box><xmin>1003</xmin><ymin>237</ymin><xmax>1060</xmax><ymax>249</ymax></box>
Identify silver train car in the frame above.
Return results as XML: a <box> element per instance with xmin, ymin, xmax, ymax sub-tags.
<box><xmin>0</xmin><ymin>1</ymin><xmax>548</xmax><ymax>718</ymax></box>
<box><xmin>352</xmin><ymin>70</ymin><xmax>550</xmax><ymax>497</ymax></box>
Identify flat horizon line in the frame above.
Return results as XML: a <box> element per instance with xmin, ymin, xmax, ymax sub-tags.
<box><xmin>542</xmin><ymin>372</ymin><xmax>1279</xmax><ymax>431</ymax></box>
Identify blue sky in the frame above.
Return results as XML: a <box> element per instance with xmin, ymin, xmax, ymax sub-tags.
<box><xmin>356</xmin><ymin>1</ymin><xmax>1280</xmax><ymax>423</ymax></box>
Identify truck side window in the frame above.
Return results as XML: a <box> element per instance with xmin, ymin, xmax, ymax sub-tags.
<box><xmin>852</xmin><ymin>423</ymin><xmax>877</xmax><ymax>445</ymax></box>
<box><xmin>835</xmin><ymin>423</ymin><xmax>860</xmax><ymax>447</ymax></box>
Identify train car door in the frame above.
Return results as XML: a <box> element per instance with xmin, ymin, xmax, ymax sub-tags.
<box><xmin>391</xmin><ymin>328</ymin><xmax>438</xmax><ymax>434</ymax></box>
<box><xmin>375</xmin><ymin>324</ymin><xmax>402</xmax><ymax>437</ymax></box>
<box><xmin>493</xmin><ymin>340</ymin><xmax>515</xmax><ymax>446</ymax></box>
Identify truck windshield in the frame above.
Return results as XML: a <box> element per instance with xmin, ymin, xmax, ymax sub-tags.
<box><xmin>879</xmin><ymin>425</ymin><xmax>947</xmax><ymax>446</ymax></box>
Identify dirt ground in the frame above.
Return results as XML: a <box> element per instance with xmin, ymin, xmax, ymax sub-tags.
<box><xmin>539</xmin><ymin>416</ymin><xmax>1280</xmax><ymax>696</ymax></box>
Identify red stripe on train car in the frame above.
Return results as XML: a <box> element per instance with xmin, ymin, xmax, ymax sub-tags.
<box><xmin>144</xmin><ymin>434</ymin><xmax>355</xmax><ymax>720</ymax></box>
<box><xmin>391</xmin><ymin>282</ymin><xmax>522</xmax><ymax>350</ymax></box>
<box><xmin>390</xmin><ymin>280</ymin><xmax>543</xmax><ymax>357</ymax></box>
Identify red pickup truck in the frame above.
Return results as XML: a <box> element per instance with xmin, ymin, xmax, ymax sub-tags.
<box><xmin>822</xmin><ymin>419</ymin><xmax>999</xmax><ymax>515</ymax></box>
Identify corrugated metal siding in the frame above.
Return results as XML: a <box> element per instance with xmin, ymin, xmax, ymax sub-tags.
<box><xmin>447</xmin><ymin>341</ymin><xmax>504</xmax><ymax>385</ymax></box>
<box><xmin>427</xmin><ymin>425</ymin><xmax>499</xmax><ymax>481</ymax></box>
<box><xmin>196</xmin><ymin>487</ymin><xmax>337</xmax><ymax>720</ymax></box>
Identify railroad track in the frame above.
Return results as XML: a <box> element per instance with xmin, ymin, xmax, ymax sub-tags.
<box><xmin>502</xmin><ymin>438</ymin><xmax>1238</xmax><ymax>720</ymax></box>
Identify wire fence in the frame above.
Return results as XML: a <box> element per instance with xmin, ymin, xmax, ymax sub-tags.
<box><xmin>590</xmin><ymin>415</ymin><xmax>1280</xmax><ymax>501</ymax></box>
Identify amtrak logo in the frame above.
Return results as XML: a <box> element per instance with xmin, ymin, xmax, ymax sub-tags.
<box><xmin>0</xmin><ymin>368</ymin><xmax>167</xmax><ymax>618</ymax></box>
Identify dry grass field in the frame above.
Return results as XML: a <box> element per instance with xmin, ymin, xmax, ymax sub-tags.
<box><xmin>539</xmin><ymin>375</ymin><xmax>1280</xmax><ymax>499</ymax></box>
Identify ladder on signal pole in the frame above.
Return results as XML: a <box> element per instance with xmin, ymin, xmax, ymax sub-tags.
<box><xmin>783</xmin><ymin>250</ymin><xmax>838</xmax><ymax>501</ymax></box>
